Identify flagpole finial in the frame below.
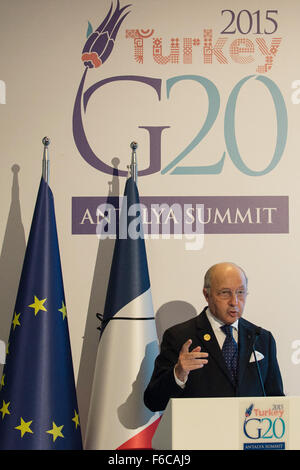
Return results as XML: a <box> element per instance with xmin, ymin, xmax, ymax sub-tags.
<box><xmin>42</xmin><ymin>136</ymin><xmax>50</xmax><ymax>183</ymax></box>
<box><xmin>42</xmin><ymin>136</ymin><xmax>51</xmax><ymax>147</ymax></box>
<box><xmin>130</xmin><ymin>141</ymin><xmax>138</xmax><ymax>183</ymax></box>
<box><xmin>130</xmin><ymin>141</ymin><xmax>138</xmax><ymax>151</ymax></box>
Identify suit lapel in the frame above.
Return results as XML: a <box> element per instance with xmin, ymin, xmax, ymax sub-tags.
<box><xmin>195</xmin><ymin>309</ymin><xmax>233</xmax><ymax>383</ymax></box>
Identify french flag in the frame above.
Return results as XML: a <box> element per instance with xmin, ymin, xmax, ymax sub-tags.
<box><xmin>84</xmin><ymin>176</ymin><xmax>160</xmax><ymax>449</ymax></box>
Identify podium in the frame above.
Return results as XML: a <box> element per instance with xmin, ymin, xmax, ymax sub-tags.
<box><xmin>152</xmin><ymin>396</ymin><xmax>300</xmax><ymax>450</ymax></box>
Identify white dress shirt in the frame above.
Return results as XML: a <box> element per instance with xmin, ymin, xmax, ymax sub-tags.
<box><xmin>174</xmin><ymin>308</ymin><xmax>239</xmax><ymax>388</ymax></box>
<box><xmin>206</xmin><ymin>308</ymin><xmax>239</xmax><ymax>347</ymax></box>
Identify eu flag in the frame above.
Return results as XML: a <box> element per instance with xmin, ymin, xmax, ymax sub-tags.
<box><xmin>0</xmin><ymin>177</ymin><xmax>82</xmax><ymax>449</ymax></box>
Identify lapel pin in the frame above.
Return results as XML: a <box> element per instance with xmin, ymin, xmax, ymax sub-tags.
<box><xmin>204</xmin><ymin>334</ymin><xmax>211</xmax><ymax>341</ymax></box>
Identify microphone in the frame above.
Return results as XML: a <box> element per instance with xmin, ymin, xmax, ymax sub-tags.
<box><xmin>252</xmin><ymin>327</ymin><xmax>266</xmax><ymax>397</ymax></box>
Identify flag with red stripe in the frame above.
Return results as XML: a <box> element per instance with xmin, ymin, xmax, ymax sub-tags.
<box><xmin>85</xmin><ymin>176</ymin><xmax>160</xmax><ymax>449</ymax></box>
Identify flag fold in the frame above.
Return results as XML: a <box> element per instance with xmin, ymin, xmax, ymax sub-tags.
<box><xmin>0</xmin><ymin>177</ymin><xmax>82</xmax><ymax>450</ymax></box>
<box><xmin>85</xmin><ymin>177</ymin><xmax>160</xmax><ymax>449</ymax></box>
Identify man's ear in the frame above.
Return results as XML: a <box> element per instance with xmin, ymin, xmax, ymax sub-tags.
<box><xmin>203</xmin><ymin>288</ymin><xmax>209</xmax><ymax>301</ymax></box>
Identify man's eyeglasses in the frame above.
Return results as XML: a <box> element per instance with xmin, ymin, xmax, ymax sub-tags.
<box><xmin>216</xmin><ymin>289</ymin><xmax>248</xmax><ymax>299</ymax></box>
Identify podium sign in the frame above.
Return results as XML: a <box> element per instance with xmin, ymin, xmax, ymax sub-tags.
<box><xmin>152</xmin><ymin>396</ymin><xmax>300</xmax><ymax>450</ymax></box>
<box><xmin>239</xmin><ymin>398</ymin><xmax>288</xmax><ymax>450</ymax></box>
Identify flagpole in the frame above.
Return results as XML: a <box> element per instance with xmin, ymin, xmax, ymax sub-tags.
<box><xmin>42</xmin><ymin>136</ymin><xmax>50</xmax><ymax>183</ymax></box>
<box><xmin>0</xmin><ymin>134</ymin><xmax>83</xmax><ymax>449</ymax></box>
<box><xmin>85</xmin><ymin>139</ymin><xmax>160</xmax><ymax>450</ymax></box>
<box><xmin>130</xmin><ymin>141</ymin><xmax>138</xmax><ymax>183</ymax></box>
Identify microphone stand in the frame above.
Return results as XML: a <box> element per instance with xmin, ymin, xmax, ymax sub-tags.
<box><xmin>253</xmin><ymin>328</ymin><xmax>266</xmax><ymax>397</ymax></box>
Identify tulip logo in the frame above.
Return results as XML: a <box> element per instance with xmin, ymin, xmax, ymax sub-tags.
<box><xmin>73</xmin><ymin>1</ymin><xmax>136</xmax><ymax>175</ymax></box>
<box><xmin>245</xmin><ymin>404</ymin><xmax>254</xmax><ymax>418</ymax></box>
<box><xmin>81</xmin><ymin>0</ymin><xmax>130</xmax><ymax>69</ymax></box>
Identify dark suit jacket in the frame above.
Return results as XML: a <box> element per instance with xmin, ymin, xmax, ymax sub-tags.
<box><xmin>144</xmin><ymin>308</ymin><xmax>284</xmax><ymax>412</ymax></box>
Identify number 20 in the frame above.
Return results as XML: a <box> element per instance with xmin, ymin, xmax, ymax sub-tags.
<box><xmin>161</xmin><ymin>75</ymin><xmax>287</xmax><ymax>177</ymax></box>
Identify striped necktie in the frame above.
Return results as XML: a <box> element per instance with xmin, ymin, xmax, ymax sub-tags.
<box><xmin>221</xmin><ymin>324</ymin><xmax>238</xmax><ymax>384</ymax></box>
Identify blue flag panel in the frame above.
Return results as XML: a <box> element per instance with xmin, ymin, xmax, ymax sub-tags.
<box><xmin>102</xmin><ymin>177</ymin><xmax>150</xmax><ymax>324</ymax></box>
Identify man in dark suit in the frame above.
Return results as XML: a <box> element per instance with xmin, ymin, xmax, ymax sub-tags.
<box><xmin>144</xmin><ymin>262</ymin><xmax>284</xmax><ymax>412</ymax></box>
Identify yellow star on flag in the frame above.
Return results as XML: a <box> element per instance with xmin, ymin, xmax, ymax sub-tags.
<box><xmin>12</xmin><ymin>312</ymin><xmax>21</xmax><ymax>330</ymax></box>
<box><xmin>0</xmin><ymin>374</ymin><xmax>5</xmax><ymax>390</ymax></box>
<box><xmin>72</xmin><ymin>410</ymin><xmax>80</xmax><ymax>429</ymax></box>
<box><xmin>58</xmin><ymin>301</ymin><xmax>67</xmax><ymax>320</ymax></box>
<box><xmin>0</xmin><ymin>400</ymin><xmax>10</xmax><ymax>419</ymax></box>
<box><xmin>15</xmin><ymin>417</ymin><xmax>33</xmax><ymax>437</ymax></box>
<box><xmin>29</xmin><ymin>296</ymin><xmax>47</xmax><ymax>316</ymax></box>
<box><xmin>46</xmin><ymin>422</ymin><xmax>64</xmax><ymax>442</ymax></box>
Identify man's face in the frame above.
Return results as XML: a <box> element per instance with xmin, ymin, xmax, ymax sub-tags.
<box><xmin>203</xmin><ymin>264</ymin><xmax>247</xmax><ymax>324</ymax></box>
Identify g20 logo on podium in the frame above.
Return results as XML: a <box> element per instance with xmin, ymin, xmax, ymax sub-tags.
<box><xmin>242</xmin><ymin>402</ymin><xmax>287</xmax><ymax>450</ymax></box>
